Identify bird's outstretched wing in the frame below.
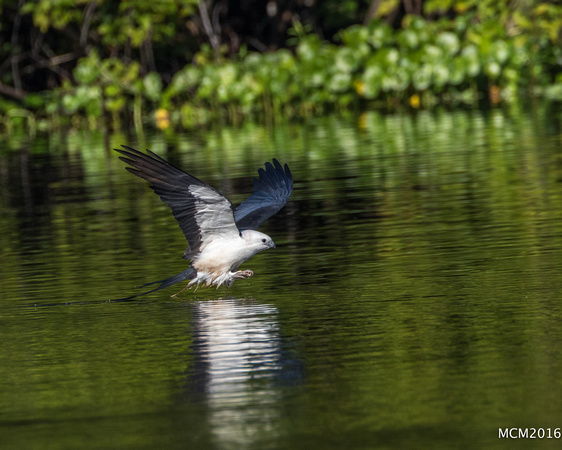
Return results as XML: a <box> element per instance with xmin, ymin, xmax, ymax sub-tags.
<box><xmin>115</xmin><ymin>146</ymin><xmax>240</xmax><ymax>259</ymax></box>
<box><xmin>234</xmin><ymin>159</ymin><xmax>293</xmax><ymax>230</ymax></box>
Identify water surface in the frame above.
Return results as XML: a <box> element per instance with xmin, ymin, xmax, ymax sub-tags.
<box><xmin>1</xmin><ymin>106</ymin><xmax>562</xmax><ymax>448</ymax></box>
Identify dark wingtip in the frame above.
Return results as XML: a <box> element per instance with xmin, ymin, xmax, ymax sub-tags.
<box><xmin>115</xmin><ymin>145</ymin><xmax>139</xmax><ymax>155</ymax></box>
<box><xmin>253</xmin><ymin>158</ymin><xmax>293</xmax><ymax>193</ymax></box>
<box><xmin>270</xmin><ymin>158</ymin><xmax>292</xmax><ymax>180</ymax></box>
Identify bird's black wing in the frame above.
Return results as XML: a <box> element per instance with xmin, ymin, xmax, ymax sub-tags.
<box><xmin>234</xmin><ymin>159</ymin><xmax>293</xmax><ymax>230</ymax></box>
<box><xmin>116</xmin><ymin>146</ymin><xmax>240</xmax><ymax>259</ymax></box>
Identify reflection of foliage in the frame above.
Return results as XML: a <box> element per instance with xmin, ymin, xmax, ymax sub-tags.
<box><xmin>0</xmin><ymin>0</ymin><xmax>560</xmax><ymax>130</ymax></box>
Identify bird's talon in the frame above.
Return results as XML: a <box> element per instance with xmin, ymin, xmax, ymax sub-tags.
<box><xmin>233</xmin><ymin>269</ymin><xmax>254</xmax><ymax>279</ymax></box>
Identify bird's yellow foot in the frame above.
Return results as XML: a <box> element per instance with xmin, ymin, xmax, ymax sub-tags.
<box><xmin>234</xmin><ymin>269</ymin><xmax>254</xmax><ymax>279</ymax></box>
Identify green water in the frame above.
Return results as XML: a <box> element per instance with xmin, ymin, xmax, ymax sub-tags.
<box><xmin>1</xmin><ymin>106</ymin><xmax>562</xmax><ymax>449</ymax></box>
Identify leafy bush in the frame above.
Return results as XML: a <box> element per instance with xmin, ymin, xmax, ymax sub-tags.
<box><xmin>1</xmin><ymin>0</ymin><xmax>560</xmax><ymax>130</ymax></box>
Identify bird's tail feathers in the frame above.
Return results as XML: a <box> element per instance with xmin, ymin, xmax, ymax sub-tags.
<box><xmin>112</xmin><ymin>268</ymin><xmax>196</xmax><ymax>301</ymax></box>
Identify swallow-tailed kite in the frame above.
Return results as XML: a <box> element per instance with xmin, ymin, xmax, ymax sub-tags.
<box><xmin>115</xmin><ymin>146</ymin><xmax>293</xmax><ymax>297</ymax></box>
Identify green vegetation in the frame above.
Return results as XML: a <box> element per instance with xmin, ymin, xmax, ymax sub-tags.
<box><xmin>1</xmin><ymin>0</ymin><xmax>560</xmax><ymax>131</ymax></box>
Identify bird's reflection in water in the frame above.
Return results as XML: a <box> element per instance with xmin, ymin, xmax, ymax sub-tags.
<box><xmin>187</xmin><ymin>298</ymin><xmax>303</xmax><ymax>446</ymax></box>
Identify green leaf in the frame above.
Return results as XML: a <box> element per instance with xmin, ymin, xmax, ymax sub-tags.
<box><xmin>143</xmin><ymin>72</ymin><xmax>162</xmax><ymax>102</ymax></box>
<box><xmin>486</xmin><ymin>61</ymin><xmax>501</xmax><ymax>79</ymax></box>
<box><xmin>436</xmin><ymin>32</ymin><xmax>460</xmax><ymax>55</ymax></box>
<box><xmin>24</xmin><ymin>94</ymin><xmax>45</xmax><ymax>109</ymax></box>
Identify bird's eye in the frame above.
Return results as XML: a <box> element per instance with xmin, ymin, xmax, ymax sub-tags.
<box><xmin>261</xmin><ymin>238</ymin><xmax>267</xmax><ymax>243</ymax></box>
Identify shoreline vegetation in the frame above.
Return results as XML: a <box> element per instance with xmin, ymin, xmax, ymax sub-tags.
<box><xmin>1</xmin><ymin>0</ymin><xmax>560</xmax><ymax>133</ymax></box>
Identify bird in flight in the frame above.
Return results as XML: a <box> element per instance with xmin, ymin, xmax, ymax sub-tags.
<box><xmin>115</xmin><ymin>146</ymin><xmax>293</xmax><ymax>297</ymax></box>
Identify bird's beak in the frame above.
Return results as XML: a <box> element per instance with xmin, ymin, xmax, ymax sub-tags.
<box><xmin>270</xmin><ymin>241</ymin><xmax>276</xmax><ymax>249</ymax></box>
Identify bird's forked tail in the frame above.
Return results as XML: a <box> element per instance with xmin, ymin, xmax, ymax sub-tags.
<box><xmin>113</xmin><ymin>268</ymin><xmax>196</xmax><ymax>301</ymax></box>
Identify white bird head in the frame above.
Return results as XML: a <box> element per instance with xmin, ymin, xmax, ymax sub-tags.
<box><xmin>241</xmin><ymin>230</ymin><xmax>276</xmax><ymax>251</ymax></box>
